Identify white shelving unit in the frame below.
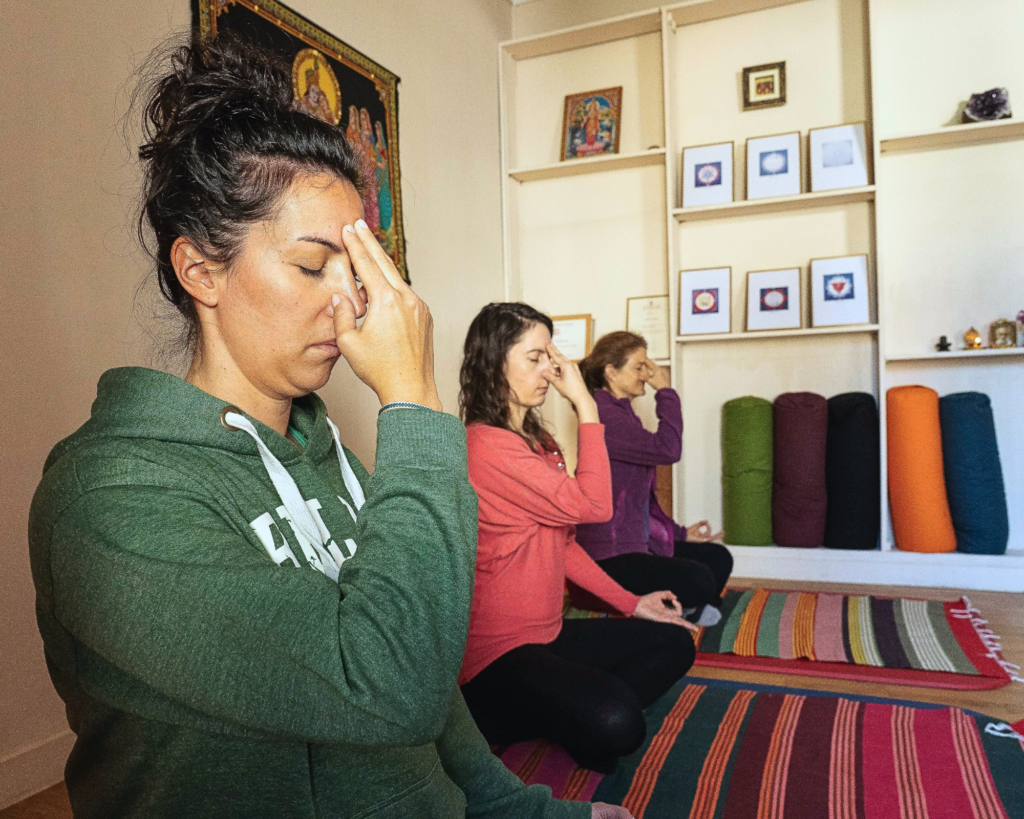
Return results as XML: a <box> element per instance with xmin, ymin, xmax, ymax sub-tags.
<box><xmin>678</xmin><ymin>324</ymin><xmax>878</xmax><ymax>344</ymax></box>
<box><xmin>887</xmin><ymin>347</ymin><xmax>1024</xmax><ymax>363</ymax></box>
<box><xmin>672</xmin><ymin>186</ymin><xmax>875</xmax><ymax>222</ymax></box>
<box><xmin>498</xmin><ymin>0</ymin><xmax>1024</xmax><ymax>590</ymax></box>
<box><xmin>509</xmin><ymin>148</ymin><xmax>666</xmax><ymax>183</ymax></box>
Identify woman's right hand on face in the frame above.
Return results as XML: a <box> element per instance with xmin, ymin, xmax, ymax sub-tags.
<box><xmin>632</xmin><ymin>591</ymin><xmax>698</xmax><ymax>632</ymax></box>
<box><xmin>592</xmin><ymin>803</ymin><xmax>635</xmax><ymax>819</ymax></box>
<box><xmin>330</xmin><ymin>220</ymin><xmax>442</xmax><ymax>411</ymax></box>
<box><xmin>644</xmin><ymin>357</ymin><xmax>670</xmax><ymax>391</ymax></box>
<box><xmin>544</xmin><ymin>343</ymin><xmax>596</xmax><ymax>414</ymax></box>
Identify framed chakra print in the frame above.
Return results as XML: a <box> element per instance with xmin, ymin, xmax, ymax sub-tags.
<box><xmin>742</xmin><ymin>61</ymin><xmax>786</xmax><ymax>110</ymax></box>
<box><xmin>561</xmin><ymin>87</ymin><xmax>622</xmax><ymax>160</ymax></box>
<box><xmin>746</xmin><ymin>132</ymin><xmax>801</xmax><ymax>200</ymax></box>
<box><xmin>193</xmin><ymin>0</ymin><xmax>409</xmax><ymax>281</ymax></box>
<box><xmin>809</xmin><ymin>123</ymin><xmax>869</xmax><ymax>193</ymax></box>
<box><xmin>746</xmin><ymin>268</ymin><xmax>801</xmax><ymax>331</ymax></box>
<box><xmin>682</xmin><ymin>142</ymin><xmax>734</xmax><ymax>208</ymax></box>
<box><xmin>810</xmin><ymin>255</ymin><xmax>871</xmax><ymax>327</ymax></box>
<box><xmin>679</xmin><ymin>268</ymin><xmax>732</xmax><ymax>336</ymax></box>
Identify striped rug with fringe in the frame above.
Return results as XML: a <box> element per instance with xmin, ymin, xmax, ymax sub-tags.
<box><xmin>499</xmin><ymin>677</ymin><xmax>1024</xmax><ymax>818</ymax></box>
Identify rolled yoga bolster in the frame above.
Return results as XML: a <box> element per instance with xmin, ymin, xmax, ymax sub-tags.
<box><xmin>772</xmin><ymin>392</ymin><xmax>828</xmax><ymax>547</ymax></box>
<box><xmin>939</xmin><ymin>391</ymin><xmax>1009</xmax><ymax>555</ymax></box>
<box><xmin>823</xmin><ymin>392</ymin><xmax>880</xmax><ymax>550</ymax></box>
<box><xmin>722</xmin><ymin>396</ymin><xmax>773</xmax><ymax>546</ymax></box>
<box><xmin>885</xmin><ymin>385</ymin><xmax>956</xmax><ymax>553</ymax></box>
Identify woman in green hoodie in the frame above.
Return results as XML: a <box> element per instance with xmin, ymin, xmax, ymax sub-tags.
<box><xmin>28</xmin><ymin>34</ymin><xmax>631</xmax><ymax>819</ymax></box>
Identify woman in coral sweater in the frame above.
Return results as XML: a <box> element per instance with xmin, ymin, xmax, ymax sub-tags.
<box><xmin>457</xmin><ymin>303</ymin><xmax>696</xmax><ymax>773</ymax></box>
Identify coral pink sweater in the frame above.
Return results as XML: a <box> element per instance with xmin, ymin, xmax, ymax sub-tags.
<box><xmin>459</xmin><ymin>423</ymin><xmax>641</xmax><ymax>684</ymax></box>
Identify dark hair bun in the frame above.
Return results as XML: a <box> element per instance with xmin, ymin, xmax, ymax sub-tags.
<box><xmin>136</xmin><ymin>32</ymin><xmax>360</xmax><ymax>354</ymax></box>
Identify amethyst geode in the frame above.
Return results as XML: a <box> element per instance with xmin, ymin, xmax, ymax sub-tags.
<box><xmin>963</xmin><ymin>87</ymin><xmax>1012</xmax><ymax>122</ymax></box>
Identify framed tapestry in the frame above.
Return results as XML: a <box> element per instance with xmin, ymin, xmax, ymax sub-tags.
<box><xmin>193</xmin><ymin>0</ymin><xmax>409</xmax><ymax>282</ymax></box>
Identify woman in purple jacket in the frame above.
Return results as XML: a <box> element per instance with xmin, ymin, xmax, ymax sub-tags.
<box><xmin>576</xmin><ymin>332</ymin><xmax>732</xmax><ymax>627</ymax></box>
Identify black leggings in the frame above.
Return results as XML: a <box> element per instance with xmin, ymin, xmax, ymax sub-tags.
<box><xmin>597</xmin><ymin>540</ymin><xmax>734</xmax><ymax>610</ymax></box>
<box><xmin>460</xmin><ymin>617</ymin><xmax>695</xmax><ymax>772</ymax></box>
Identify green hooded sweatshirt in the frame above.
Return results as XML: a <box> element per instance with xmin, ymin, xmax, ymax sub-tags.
<box><xmin>29</xmin><ymin>367</ymin><xmax>589</xmax><ymax>819</ymax></box>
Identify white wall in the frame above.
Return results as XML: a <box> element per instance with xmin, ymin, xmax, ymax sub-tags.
<box><xmin>0</xmin><ymin>0</ymin><xmax>510</xmax><ymax>806</ymax></box>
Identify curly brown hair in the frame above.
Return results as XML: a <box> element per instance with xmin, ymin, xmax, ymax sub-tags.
<box><xmin>579</xmin><ymin>331</ymin><xmax>647</xmax><ymax>394</ymax></box>
<box><xmin>459</xmin><ymin>303</ymin><xmax>556</xmax><ymax>452</ymax></box>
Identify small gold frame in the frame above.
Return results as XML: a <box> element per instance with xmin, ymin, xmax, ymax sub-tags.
<box><xmin>742</xmin><ymin>61</ymin><xmax>786</xmax><ymax>110</ymax></box>
<box><xmin>990</xmin><ymin>318</ymin><xmax>1017</xmax><ymax>348</ymax></box>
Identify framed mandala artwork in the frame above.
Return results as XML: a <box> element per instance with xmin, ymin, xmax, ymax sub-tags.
<box><xmin>810</xmin><ymin>255</ymin><xmax>871</xmax><ymax>327</ymax></box>
<box><xmin>682</xmin><ymin>142</ymin><xmax>734</xmax><ymax>208</ymax></box>
<box><xmin>746</xmin><ymin>268</ymin><xmax>801</xmax><ymax>331</ymax></box>
<box><xmin>746</xmin><ymin>132</ymin><xmax>801</xmax><ymax>200</ymax></box>
<box><xmin>193</xmin><ymin>0</ymin><xmax>409</xmax><ymax>281</ymax></box>
<box><xmin>679</xmin><ymin>267</ymin><xmax>732</xmax><ymax>336</ymax></box>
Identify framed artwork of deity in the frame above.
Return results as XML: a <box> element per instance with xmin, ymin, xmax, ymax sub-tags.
<box><xmin>193</xmin><ymin>0</ymin><xmax>409</xmax><ymax>281</ymax></box>
<box><xmin>561</xmin><ymin>87</ymin><xmax>622</xmax><ymax>160</ymax></box>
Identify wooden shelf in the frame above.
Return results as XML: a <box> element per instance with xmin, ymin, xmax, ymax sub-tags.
<box><xmin>879</xmin><ymin>119</ymin><xmax>1024</xmax><ymax>154</ymax></box>
<box><xmin>500</xmin><ymin>9</ymin><xmax>661</xmax><ymax>61</ymax></box>
<box><xmin>887</xmin><ymin>346</ymin><xmax>1024</xmax><ymax>363</ymax></box>
<box><xmin>666</xmin><ymin>0</ymin><xmax>812</xmax><ymax>27</ymax></box>
<box><xmin>673</xmin><ymin>186</ymin><xmax>875</xmax><ymax>222</ymax></box>
<box><xmin>677</xmin><ymin>324</ymin><xmax>879</xmax><ymax>344</ymax></box>
<box><xmin>508</xmin><ymin>148</ymin><xmax>666</xmax><ymax>183</ymax></box>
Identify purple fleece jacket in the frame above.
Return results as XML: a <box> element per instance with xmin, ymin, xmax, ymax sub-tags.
<box><xmin>576</xmin><ymin>388</ymin><xmax>687</xmax><ymax>560</ymax></box>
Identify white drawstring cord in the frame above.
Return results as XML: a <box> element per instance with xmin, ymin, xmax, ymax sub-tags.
<box><xmin>223</xmin><ymin>409</ymin><xmax>342</xmax><ymax>581</ymax></box>
<box><xmin>325</xmin><ymin>416</ymin><xmax>365</xmax><ymax>511</ymax></box>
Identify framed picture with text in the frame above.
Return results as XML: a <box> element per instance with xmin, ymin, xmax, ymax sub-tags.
<box><xmin>626</xmin><ymin>295</ymin><xmax>670</xmax><ymax>360</ymax></box>
<box><xmin>550</xmin><ymin>314</ymin><xmax>594</xmax><ymax>361</ymax></box>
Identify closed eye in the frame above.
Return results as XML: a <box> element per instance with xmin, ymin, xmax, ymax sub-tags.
<box><xmin>298</xmin><ymin>265</ymin><xmax>325</xmax><ymax>278</ymax></box>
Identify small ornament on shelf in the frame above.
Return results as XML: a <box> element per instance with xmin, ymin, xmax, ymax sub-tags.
<box><xmin>936</xmin><ymin>335</ymin><xmax>951</xmax><ymax>352</ymax></box>
<box><xmin>964</xmin><ymin>327</ymin><xmax>983</xmax><ymax>350</ymax></box>
<box><xmin>989</xmin><ymin>318</ymin><xmax>1017</xmax><ymax>348</ymax></box>
<box><xmin>962</xmin><ymin>88</ymin><xmax>1012</xmax><ymax>122</ymax></box>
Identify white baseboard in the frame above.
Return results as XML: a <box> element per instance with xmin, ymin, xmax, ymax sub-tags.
<box><xmin>0</xmin><ymin>729</ymin><xmax>74</xmax><ymax>810</ymax></box>
<box><xmin>728</xmin><ymin>546</ymin><xmax>1024</xmax><ymax>592</ymax></box>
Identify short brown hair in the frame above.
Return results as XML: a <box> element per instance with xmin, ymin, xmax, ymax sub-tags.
<box><xmin>579</xmin><ymin>331</ymin><xmax>647</xmax><ymax>394</ymax></box>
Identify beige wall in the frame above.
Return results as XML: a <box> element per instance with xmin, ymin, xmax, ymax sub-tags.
<box><xmin>513</xmin><ymin>0</ymin><xmax>657</xmax><ymax>39</ymax></box>
<box><xmin>0</xmin><ymin>0</ymin><xmax>510</xmax><ymax>806</ymax></box>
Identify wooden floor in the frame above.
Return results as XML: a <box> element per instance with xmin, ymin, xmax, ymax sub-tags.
<box><xmin>3</xmin><ymin>579</ymin><xmax>1021</xmax><ymax>818</ymax></box>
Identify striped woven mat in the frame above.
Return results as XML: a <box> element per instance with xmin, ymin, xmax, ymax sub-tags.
<box><xmin>565</xmin><ymin>589</ymin><xmax>1016</xmax><ymax>689</ymax></box>
<box><xmin>499</xmin><ymin>677</ymin><xmax>1024</xmax><ymax>818</ymax></box>
<box><xmin>693</xmin><ymin>589</ymin><xmax>1015</xmax><ymax>689</ymax></box>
